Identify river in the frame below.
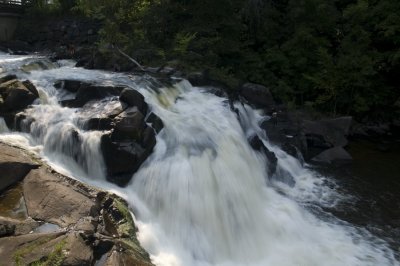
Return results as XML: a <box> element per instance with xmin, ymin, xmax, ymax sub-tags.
<box><xmin>0</xmin><ymin>53</ymin><xmax>398</xmax><ymax>266</ymax></box>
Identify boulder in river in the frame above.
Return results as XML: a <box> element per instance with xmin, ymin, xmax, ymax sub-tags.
<box><xmin>74</xmin><ymin>85</ymin><xmax>125</xmax><ymax>107</ymax></box>
<box><xmin>302</xmin><ymin>116</ymin><xmax>352</xmax><ymax>161</ymax></box>
<box><xmin>101</xmin><ymin>107</ymin><xmax>156</xmax><ymax>186</ymax></box>
<box><xmin>120</xmin><ymin>88</ymin><xmax>148</xmax><ymax>115</ymax></box>
<box><xmin>0</xmin><ymin>79</ymin><xmax>39</xmax><ymax>114</ymax></box>
<box><xmin>260</xmin><ymin>111</ymin><xmax>307</xmax><ymax>160</ymax></box>
<box><xmin>54</xmin><ymin>79</ymin><xmax>91</xmax><ymax>93</ymax></box>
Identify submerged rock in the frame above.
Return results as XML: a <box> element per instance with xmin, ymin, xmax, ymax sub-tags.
<box><xmin>146</xmin><ymin>112</ymin><xmax>164</xmax><ymax>133</ymax></box>
<box><xmin>248</xmin><ymin>135</ymin><xmax>278</xmax><ymax>177</ymax></box>
<box><xmin>0</xmin><ymin>143</ymin><xmax>153</xmax><ymax>266</ymax></box>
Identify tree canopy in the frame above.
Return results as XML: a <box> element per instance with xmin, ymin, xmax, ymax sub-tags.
<box><xmin>34</xmin><ymin>0</ymin><xmax>400</xmax><ymax>120</ymax></box>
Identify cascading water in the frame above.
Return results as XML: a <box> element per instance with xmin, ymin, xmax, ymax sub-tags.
<box><xmin>0</xmin><ymin>52</ymin><xmax>398</xmax><ymax>266</ymax></box>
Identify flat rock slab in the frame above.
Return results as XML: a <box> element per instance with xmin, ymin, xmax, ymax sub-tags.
<box><xmin>0</xmin><ymin>231</ymin><xmax>66</xmax><ymax>265</ymax></box>
<box><xmin>23</xmin><ymin>168</ymin><xmax>96</xmax><ymax>227</ymax></box>
<box><xmin>0</xmin><ymin>143</ymin><xmax>39</xmax><ymax>192</ymax></box>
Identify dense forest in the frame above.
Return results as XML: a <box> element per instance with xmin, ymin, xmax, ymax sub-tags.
<box><xmin>29</xmin><ymin>0</ymin><xmax>400</xmax><ymax>120</ymax></box>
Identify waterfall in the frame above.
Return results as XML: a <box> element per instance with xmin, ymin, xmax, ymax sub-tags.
<box><xmin>0</xmin><ymin>53</ymin><xmax>398</xmax><ymax>266</ymax></box>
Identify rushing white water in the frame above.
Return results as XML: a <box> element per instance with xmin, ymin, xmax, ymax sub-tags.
<box><xmin>0</xmin><ymin>53</ymin><xmax>398</xmax><ymax>266</ymax></box>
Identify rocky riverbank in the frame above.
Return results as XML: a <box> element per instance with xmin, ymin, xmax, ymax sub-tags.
<box><xmin>0</xmin><ymin>141</ymin><xmax>153</xmax><ymax>266</ymax></box>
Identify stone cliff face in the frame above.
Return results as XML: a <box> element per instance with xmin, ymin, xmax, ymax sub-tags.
<box><xmin>0</xmin><ymin>142</ymin><xmax>153</xmax><ymax>266</ymax></box>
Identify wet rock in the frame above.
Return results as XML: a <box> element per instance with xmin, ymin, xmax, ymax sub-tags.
<box><xmin>101</xmin><ymin>108</ymin><xmax>156</xmax><ymax>186</ymax></box>
<box><xmin>63</xmin><ymin>232</ymin><xmax>94</xmax><ymax>265</ymax></box>
<box><xmin>78</xmin><ymin>99</ymin><xmax>127</xmax><ymax>131</ymax></box>
<box><xmin>0</xmin><ymin>143</ymin><xmax>39</xmax><ymax>192</ymax></box>
<box><xmin>0</xmin><ymin>232</ymin><xmax>66</xmax><ymax>265</ymax></box>
<box><xmin>0</xmin><ymin>217</ymin><xmax>39</xmax><ymax>236</ymax></box>
<box><xmin>261</xmin><ymin>114</ymin><xmax>307</xmax><ymax>159</ymax></box>
<box><xmin>120</xmin><ymin>88</ymin><xmax>148</xmax><ymax>114</ymax></box>
<box><xmin>146</xmin><ymin>112</ymin><xmax>164</xmax><ymax>133</ymax></box>
<box><xmin>22</xmin><ymin>80</ymin><xmax>39</xmax><ymax>97</ymax></box>
<box><xmin>0</xmin><ymin>79</ymin><xmax>38</xmax><ymax>113</ymax></box>
<box><xmin>54</xmin><ymin>79</ymin><xmax>91</xmax><ymax>93</ymax></box>
<box><xmin>111</xmin><ymin>107</ymin><xmax>146</xmax><ymax>141</ymax></box>
<box><xmin>23</xmin><ymin>168</ymin><xmax>96</xmax><ymax>227</ymax></box>
<box><xmin>20</xmin><ymin>59</ymin><xmax>57</xmax><ymax>73</ymax></box>
<box><xmin>0</xmin><ymin>74</ymin><xmax>17</xmax><ymax>84</ymax></box>
<box><xmin>74</xmin><ymin>85</ymin><xmax>125</xmax><ymax>107</ymax></box>
<box><xmin>248</xmin><ymin>135</ymin><xmax>278</xmax><ymax>177</ymax></box>
<box><xmin>303</xmin><ymin>116</ymin><xmax>352</xmax><ymax>147</ymax></box>
<box><xmin>239</xmin><ymin>83</ymin><xmax>274</xmax><ymax>108</ymax></box>
<box><xmin>311</xmin><ymin>146</ymin><xmax>352</xmax><ymax>164</ymax></box>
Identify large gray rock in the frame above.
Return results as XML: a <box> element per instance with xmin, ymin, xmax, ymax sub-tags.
<box><xmin>77</xmin><ymin>99</ymin><xmax>127</xmax><ymax>131</ymax></box>
<box><xmin>23</xmin><ymin>168</ymin><xmax>96</xmax><ymax>227</ymax></box>
<box><xmin>261</xmin><ymin>112</ymin><xmax>307</xmax><ymax>159</ymax></box>
<box><xmin>0</xmin><ymin>143</ymin><xmax>39</xmax><ymax>192</ymax></box>
<box><xmin>0</xmin><ymin>143</ymin><xmax>154</xmax><ymax>266</ymax></box>
<box><xmin>303</xmin><ymin>116</ymin><xmax>352</xmax><ymax>159</ymax></box>
<box><xmin>54</xmin><ymin>79</ymin><xmax>91</xmax><ymax>93</ymax></box>
<box><xmin>303</xmin><ymin>116</ymin><xmax>352</xmax><ymax>147</ymax></box>
<box><xmin>73</xmin><ymin>85</ymin><xmax>125</xmax><ymax>107</ymax></box>
<box><xmin>0</xmin><ymin>79</ymin><xmax>38</xmax><ymax>113</ymax></box>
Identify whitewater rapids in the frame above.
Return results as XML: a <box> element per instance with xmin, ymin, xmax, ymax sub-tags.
<box><xmin>0</xmin><ymin>53</ymin><xmax>397</xmax><ymax>266</ymax></box>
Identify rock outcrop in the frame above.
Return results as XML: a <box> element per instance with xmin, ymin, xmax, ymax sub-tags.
<box><xmin>56</xmin><ymin>80</ymin><xmax>160</xmax><ymax>186</ymax></box>
<box><xmin>0</xmin><ymin>76</ymin><xmax>38</xmax><ymax>113</ymax></box>
<box><xmin>0</xmin><ymin>142</ymin><xmax>153</xmax><ymax>266</ymax></box>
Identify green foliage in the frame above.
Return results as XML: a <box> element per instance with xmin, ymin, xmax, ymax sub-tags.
<box><xmin>32</xmin><ymin>0</ymin><xmax>400</xmax><ymax>120</ymax></box>
<box><xmin>30</xmin><ymin>239</ymin><xmax>66</xmax><ymax>266</ymax></box>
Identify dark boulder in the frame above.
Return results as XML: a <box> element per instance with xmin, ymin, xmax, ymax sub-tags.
<box><xmin>119</xmin><ymin>88</ymin><xmax>148</xmax><ymax>114</ymax></box>
<box><xmin>302</xmin><ymin>116</ymin><xmax>352</xmax><ymax>160</ymax></box>
<box><xmin>260</xmin><ymin>113</ymin><xmax>307</xmax><ymax>160</ymax></box>
<box><xmin>248</xmin><ymin>135</ymin><xmax>278</xmax><ymax>177</ymax></box>
<box><xmin>239</xmin><ymin>83</ymin><xmax>274</xmax><ymax>108</ymax></box>
<box><xmin>111</xmin><ymin>107</ymin><xmax>146</xmax><ymax>141</ymax></box>
<box><xmin>101</xmin><ymin>108</ymin><xmax>156</xmax><ymax>187</ymax></box>
<box><xmin>77</xmin><ymin>99</ymin><xmax>127</xmax><ymax>131</ymax></box>
<box><xmin>0</xmin><ymin>74</ymin><xmax>17</xmax><ymax>84</ymax></box>
<box><xmin>146</xmin><ymin>112</ymin><xmax>164</xmax><ymax>133</ymax></box>
<box><xmin>54</xmin><ymin>79</ymin><xmax>91</xmax><ymax>93</ymax></box>
<box><xmin>187</xmin><ymin>71</ymin><xmax>209</xmax><ymax>87</ymax></box>
<box><xmin>303</xmin><ymin>116</ymin><xmax>352</xmax><ymax>147</ymax></box>
<box><xmin>0</xmin><ymin>79</ymin><xmax>38</xmax><ymax>113</ymax></box>
<box><xmin>74</xmin><ymin>85</ymin><xmax>125</xmax><ymax>107</ymax></box>
<box><xmin>22</xmin><ymin>80</ymin><xmax>39</xmax><ymax>97</ymax></box>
